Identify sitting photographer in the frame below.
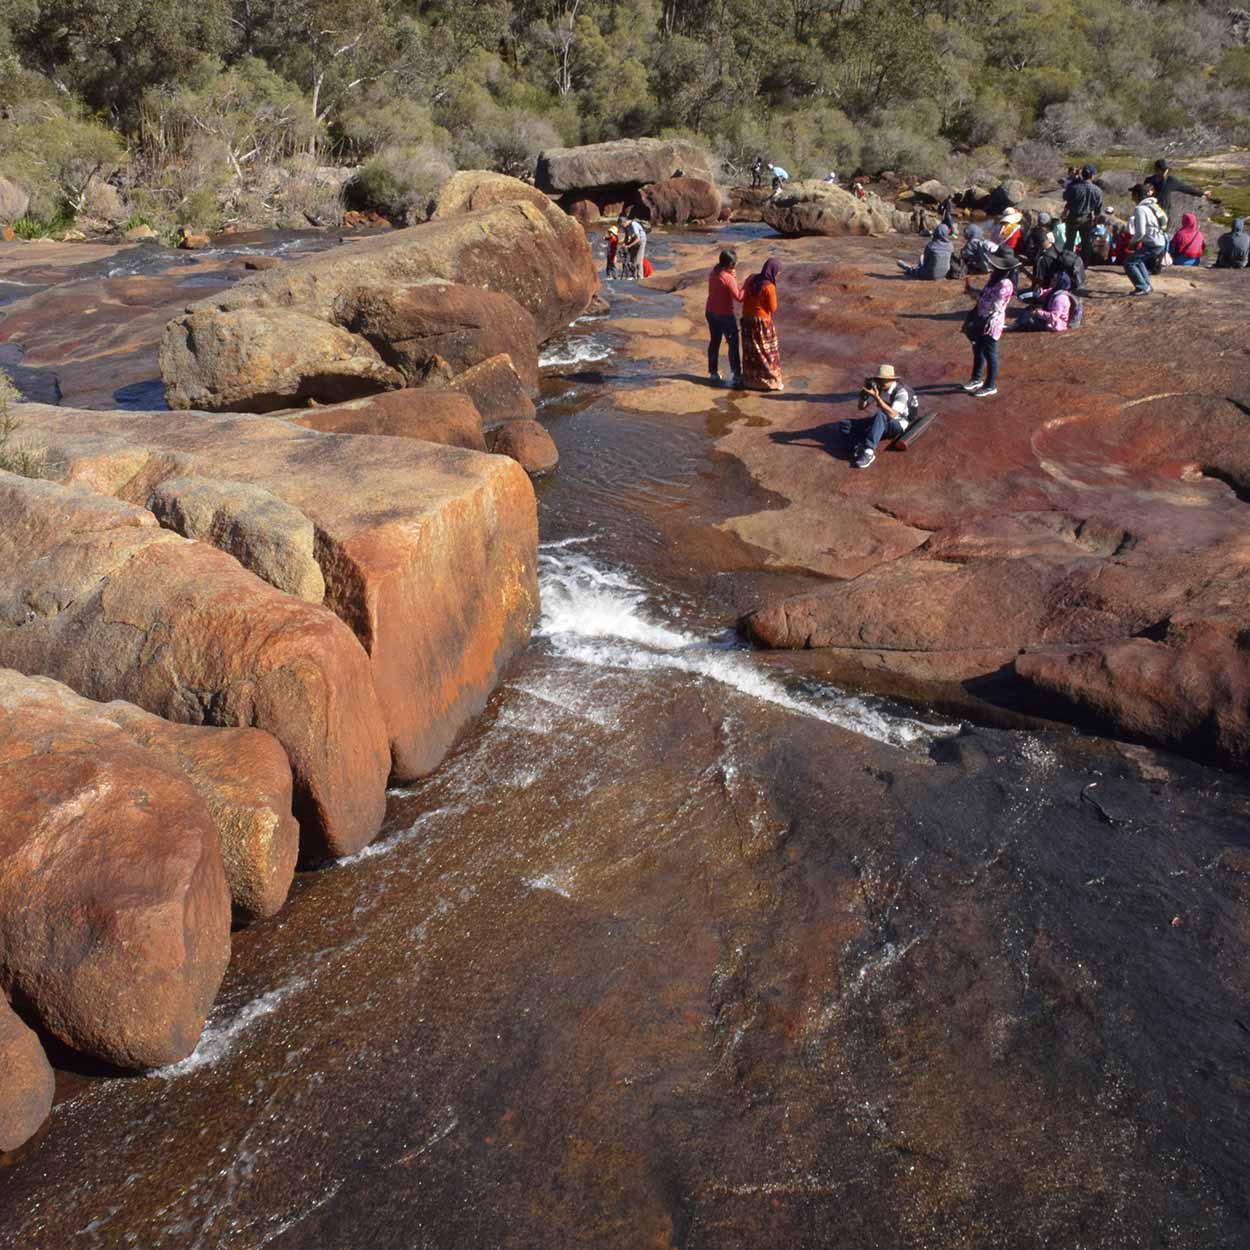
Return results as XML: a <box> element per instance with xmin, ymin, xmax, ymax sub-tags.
<box><xmin>842</xmin><ymin>364</ymin><xmax>919</xmax><ymax>470</ymax></box>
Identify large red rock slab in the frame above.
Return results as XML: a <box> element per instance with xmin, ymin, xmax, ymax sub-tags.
<box><xmin>0</xmin><ymin>470</ymin><xmax>390</xmax><ymax>860</ymax></box>
<box><xmin>638</xmin><ymin>177</ymin><xmax>722</xmax><ymax>225</ymax></box>
<box><xmin>535</xmin><ymin>138</ymin><xmax>713</xmax><ymax>195</ymax></box>
<box><xmin>13</xmin><ymin>404</ymin><xmax>540</xmax><ymax>782</ymax></box>
<box><xmin>161</xmin><ymin>199</ymin><xmax>596</xmax><ymax>411</ymax></box>
<box><xmin>159</xmin><ymin>307</ymin><xmax>404</xmax><ymax>413</ymax></box>
<box><xmin>426</xmin><ymin>171</ymin><xmax>554</xmax><ymax>220</ymax></box>
<box><xmin>291</xmin><ymin>390</ymin><xmax>486</xmax><ymax>451</ymax></box>
<box><xmin>1016</xmin><ymin>614</ymin><xmax>1250</xmax><ymax>769</ymax></box>
<box><xmin>637</xmin><ymin>236</ymin><xmax>1250</xmax><ymax>765</ymax></box>
<box><xmin>762</xmin><ymin>182</ymin><xmax>903</xmax><ymax>236</ymax></box>
<box><xmin>489</xmin><ymin>420</ymin><xmax>559</xmax><ymax>476</ymax></box>
<box><xmin>445</xmin><ymin>353</ymin><xmax>537</xmax><ymax>428</ymax></box>
<box><xmin>0</xmin><ymin>997</ymin><xmax>54</xmax><ymax>1152</ymax></box>
<box><xmin>0</xmin><ymin>670</ymin><xmax>300</xmax><ymax>923</ymax></box>
<box><xmin>0</xmin><ymin>681</ymin><xmax>231</xmax><ymax>1069</ymax></box>
<box><xmin>338</xmin><ymin>281</ymin><xmax>539</xmax><ymax>390</ymax></box>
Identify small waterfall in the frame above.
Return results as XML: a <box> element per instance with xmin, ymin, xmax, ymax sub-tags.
<box><xmin>536</xmin><ymin>543</ymin><xmax>948</xmax><ymax>750</ymax></box>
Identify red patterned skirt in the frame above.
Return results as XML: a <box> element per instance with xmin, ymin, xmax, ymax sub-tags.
<box><xmin>742</xmin><ymin>316</ymin><xmax>783</xmax><ymax>390</ymax></box>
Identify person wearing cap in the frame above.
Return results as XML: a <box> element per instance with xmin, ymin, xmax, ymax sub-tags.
<box><xmin>990</xmin><ymin>208</ymin><xmax>1023</xmax><ymax>254</ymax></box>
<box><xmin>1145</xmin><ymin>158</ymin><xmax>1208</xmax><ymax>223</ymax></box>
<box><xmin>1123</xmin><ymin>183</ymin><xmax>1167</xmax><ymax>295</ymax></box>
<box><xmin>961</xmin><ymin>250</ymin><xmax>1020</xmax><ymax>398</ymax></box>
<box><xmin>847</xmin><ymin>364</ymin><xmax>919</xmax><ymax>470</ymax></box>
<box><xmin>604</xmin><ymin>226</ymin><xmax>620</xmax><ymax>279</ymax></box>
<box><xmin>1063</xmin><ymin>165</ymin><xmax>1103</xmax><ymax>264</ymax></box>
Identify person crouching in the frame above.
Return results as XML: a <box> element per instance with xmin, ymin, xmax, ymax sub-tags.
<box><xmin>847</xmin><ymin>364</ymin><xmax>918</xmax><ymax>470</ymax></box>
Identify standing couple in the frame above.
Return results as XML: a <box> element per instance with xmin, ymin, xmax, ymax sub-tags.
<box><xmin>705</xmin><ymin>249</ymin><xmax>784</xmax><ymax>392</ymax></box>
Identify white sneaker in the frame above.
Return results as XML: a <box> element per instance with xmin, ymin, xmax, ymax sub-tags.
<box><xmin>974</xmin><ymin>386</ymin><xmax>998</xmax><ymax>398</ymax></box>
<box><xmin>854</xmin><ymin>446</ymin><xmax>876</xmax><ymax>469</ymax></box>
<box><xmin>962</xmin><ymin>379</ymin><xmax>984</xmax><ymax>392</ymax></box>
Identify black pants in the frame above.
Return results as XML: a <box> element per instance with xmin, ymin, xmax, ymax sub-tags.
<box><xmin>706</xmin><ymin>312</ymin><xmax>741</xmax><ymax>378</ymax></box>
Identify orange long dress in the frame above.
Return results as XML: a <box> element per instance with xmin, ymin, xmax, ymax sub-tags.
<box><xmin>741</xmin><ymin>281</ymin><xmax>782</xmax><ymax>390</ymax></box>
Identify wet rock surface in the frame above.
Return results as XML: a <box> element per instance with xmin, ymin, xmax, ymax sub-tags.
<box><xmin>633</xmin><ymin>232</ymin><xmax>1250</xmax><ymax>767</ymax></box>
<box><xmin>3</xmin><ymin>223</ymin><xmax>1250</xmax><ymax>1248</ymax></box>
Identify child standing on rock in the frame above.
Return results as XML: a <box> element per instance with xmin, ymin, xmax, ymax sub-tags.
<box><xmin>605</xmin><ymin>226</ymin><xmax>619</xmax><ymax>279</ymax></box>
<box><xmin>961</xmin><ymin>251</ymin><xmax>1019</xmax><ymax>398</ymax></box>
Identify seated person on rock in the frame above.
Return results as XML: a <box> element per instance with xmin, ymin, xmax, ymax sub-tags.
<box><xmin>1019</xmin><ymin>213</ymin><xmax>1053</xmax><ymax>266</ymax></box>
<box><xmin>897</xmin><ymin>222</ymin><xmax>953</xmax><ymax>280</ymax></box>
<box><xmin>1168</xmin><ymin>213</ymin><xmax>1205</xmax><ymax>266</ymax></box>
<box><xmin>989</xmin><ymin>208</ymin><xmax>1024</xmax><ymax>254</ymax></box>
<box><xmin>1011</xmin><ymin>271</ymin><xmax>1079</xmax><ymax>332</ymax></box>
<box><xmin>1090</xmin><ymin>216</ymin><xmax>1113</xmax><ymax>264</ymax></box>
<box><xmin>1021</xmin><ymin>229</ymin><xmax>1058</xmax><ymax>297</ymax></box>
<box><xmin>1214</xmin><ymin>218</ymin><xmax>1250</xmax><ymax>268</ymax></box>
<box><xmin>959</xmin><ymin>224</ymin><xmax>993</xmax><ymax>274</ymax></box>
<box><xmin>841</xmin><ymin>364</ymin><xmax>919</xmax><ymax>471</ymax></box>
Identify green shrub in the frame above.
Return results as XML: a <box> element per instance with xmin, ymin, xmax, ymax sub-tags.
<box><xmin>0</xmin><ymin>372</ymin><xmax>48</xmax><ymax>479</ymax></box>
<box><xmin>347</xmin><ymin>145</ymin><xmax>455</xmax><ymax>221</ymax></box>
<box><xmin>10</xmin><ymin>213</ymin><xmax>73</xmax><ymax>240</ymax></box>
<box><xmin>0</xmin><ymin>93</ymin><xmax>124</xmax><ymax>220</ymax></box>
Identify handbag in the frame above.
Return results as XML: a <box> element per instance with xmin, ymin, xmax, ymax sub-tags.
<box><xmin>961</xmin><ymin>307</ymin><xmax>988</xmax><ymax>341</ymax></box>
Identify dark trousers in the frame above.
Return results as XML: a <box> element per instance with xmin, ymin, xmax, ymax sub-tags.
<box><xmin>1066</xmin><ymin>215</ymin><xmax>1094</xmax><ymax>262</ymax></box>
<box><xmin>706</xmin><ymin>312</ymin><xmax>741</xmax><ymax>378</ymax></box>
<box><xmin>971</xmin><ymin>333</ymin><xmax>999</xmax><ymax>386</ymax></box>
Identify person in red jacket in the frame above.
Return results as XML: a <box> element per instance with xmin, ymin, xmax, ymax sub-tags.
<box><xmin>705</xmin><ymin>248</ymin><xmax>745</xmax><ymax>386</ymax></box>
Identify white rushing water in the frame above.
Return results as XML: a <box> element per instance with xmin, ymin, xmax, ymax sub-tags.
<box><xmin>535</xmin><ymin>544</ymin><xmax>948</xmax><ymax>749</ymax></box>
<box><xmin>539</xmin><ymin>336</ymin><xmax>613</xmax><ymax>368</ymax></box>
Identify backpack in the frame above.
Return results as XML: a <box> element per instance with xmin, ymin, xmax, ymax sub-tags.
<box><xmin>1053</xmin><ymin>249</ymin><xmax>1086</xmax><ymax>292</ymax></box>
<box><xmin>962</xmin><ymin>238</ymin><xmax>992</xmax><ymax>274</ymax></box>
<box><xmin>888</xmin><ymin>383</ymin><xmax>920</xmax><ymax>427</ymax></box>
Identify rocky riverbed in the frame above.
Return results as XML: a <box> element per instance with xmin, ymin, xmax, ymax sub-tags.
<box><xmin>2</xmin><ymin>215</ymin><xmax>1250</xmax><ymax>1248</ymax></box>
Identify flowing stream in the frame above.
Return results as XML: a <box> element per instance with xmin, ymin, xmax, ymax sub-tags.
<box><xmin>3</xmin><ymin>229</ymin><xmax>1249</xmax><ymax>1249</ymax></box>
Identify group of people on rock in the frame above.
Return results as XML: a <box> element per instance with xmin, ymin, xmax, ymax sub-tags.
<box><xmin>604</xmin><ymin>215</ymin><xmax>648</xmax><ymax>279</ymax></box>
<box><xmin>704</xmin><ymin>249</ymin><xmax>784</xmax><ymax>391</ymax></box>
<box><xmin>604</xmin><ymin>152</ymin><xmax>1245</xmax><ymax>468</ymax></box>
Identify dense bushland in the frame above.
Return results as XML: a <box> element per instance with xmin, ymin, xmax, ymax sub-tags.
<box><xmin>1</xmin><ymin>0</ymin><xmax>1248</xmax><ymax>228</ymax></box>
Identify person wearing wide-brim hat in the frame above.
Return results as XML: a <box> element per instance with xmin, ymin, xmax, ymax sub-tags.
<box><xmin>961</xmin><ymin>250</ymin><xmax>1020</xmax><ymax>398</ymax></box>
<box><xmin>846</xmin><ymin>361</ymin><xmax>920</xmax><ymax>469</ymax></box>
<box><xmin>991</xmin><ymin>207</ymin><xmax>1024</xmax><ymax>253</ymax></box>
